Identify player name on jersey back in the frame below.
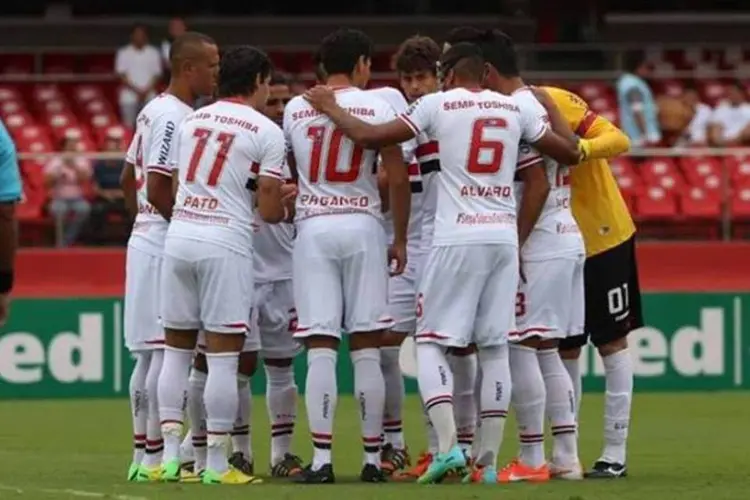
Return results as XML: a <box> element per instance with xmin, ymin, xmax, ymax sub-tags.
<box><xmin>168</xmin><ymin>99</ymin><xmax>284</xmax><ymax>257</ymax></box>
<box><xmin>125</xmin><ymin>93</ymin><xmax>193</xmax><ymax>255</ymax></box>
<box><xmin>398</xmin><ymin>88</ymin><xmax>548</xmax><ymax>247</ymax></box>
<box><xmin>284</xmin><ymin>87</ymin><xmax>395</xmax><ymax>222</ymax></box>
<box><xmin>513</xmin><ymin>88</ymin><xmax>584</xmax><ymax>260</ymax></box>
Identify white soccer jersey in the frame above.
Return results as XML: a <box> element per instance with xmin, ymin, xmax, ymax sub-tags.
<box><xmin>513</xmin><ymin>88</ymin><xmax>585</xmax><ymax>260</ymax></box>
<box><xmin>124</xmin><ymin>93</ymin><xmax>193</xmax><ymax>255</ymax></box>
<box><xmin>253</xmin><ymin>162</ymin><xmax>294</xmax><ymax>283</ymax></box>
<box><xmin>283</xmin><ymin>86</ymin><xmax>394</xmax><ymax>223</ymax></box>
<box><xmin>416</xmin><ymin>134</ymin><xmax>439</xmax><ymax>252</ymax></box>
<box><xmin>367</xmin><ymin>86</ymin><xmax>423</xmax><ymax>249</ymax></box>
<box><xmin>168</xmin><ymin>99</ymin><xmax>285</xmax><ymax>257</ymax></box>
<box><xmin>399</xmin><ymin>88</ymin><xmax>548</xmax><ymax>247</ymax></box>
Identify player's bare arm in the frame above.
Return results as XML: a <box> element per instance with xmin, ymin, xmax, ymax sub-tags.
<box><xmin>304</xmin><ymin>85</ymin><xmax>415</xmax><ymax>148</ymax></box>
<box><xmin>530</xmin><ymin>129</ymin><xmax>580</xmax><ymax>166</ymax></box>
<box><xmin>256</xmin><ymin>176</ymin><xmax>287</xmax><ymax>223</ymax></box>
<box><xmin>377</xmin><ymin>165</ymin><xmax>389</xmax><ymax>213</ymax></box>
<box><xmin>120</xmin><ymin>162</ymin><xmax>138</xmax><ymax>219</ymax></box>
<box><xmin>146</xmin><ymin>171</ymin><xmax>174</xmax><ymax>222</ymax></box>
<box><xmin>380</xmin><ymin>144</ymin><xmax>410</xmax><ymax>275</ymax></box>
<box><xmin>578</xmin><ymin>115</ymin><xmax>631</xmax><ymax>161</ymax></box>
<box><xmin>516</xmin><ymin>162</ymin><xmax>550</xmax><ymax>247</ymax></box>
<box><xmin>531</xmin><ymin>87</ymin><xmax>579</xmax><ymax>148</ymax></box>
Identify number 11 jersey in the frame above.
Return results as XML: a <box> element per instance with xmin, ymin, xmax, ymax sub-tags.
<box><xmin>283</xmin><ymin>86</ymin><xmax>395</xmax><ymax>224</ymax></box>
<box><xmin>169</xmin><ymin>99</ymin><xmax>285</xmax><ymax>257</ymax></box>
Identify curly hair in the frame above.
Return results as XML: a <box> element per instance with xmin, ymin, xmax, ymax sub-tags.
<box><xmin>392</xmin><ymin>35</ymin><xmax>441</xmax><ymax>75</ymax></box>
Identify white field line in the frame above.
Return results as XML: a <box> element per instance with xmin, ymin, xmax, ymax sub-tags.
<box><xmin>0</xmin><ymin>484</ymin><xmax>146</xmax><ymax>500</ymax></box>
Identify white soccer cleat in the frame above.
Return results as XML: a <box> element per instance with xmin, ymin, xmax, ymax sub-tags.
<box><xmin>549</xmin><ymin>461</ymin><xmax>584</xmax><ymax>480</ymax></box>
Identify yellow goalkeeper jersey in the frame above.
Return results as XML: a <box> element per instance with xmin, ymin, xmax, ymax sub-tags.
<box><xmin>543</xmin><ymin>86</ymin><xmax>635</xmax><ymax>257</ymax></box>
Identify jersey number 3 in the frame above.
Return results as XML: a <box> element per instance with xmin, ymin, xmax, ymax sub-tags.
<box><xmin>186</xmin><ymin>127</ymin><xmax>236</xmax><ymax>187</ymax></box>
<box><xmin>467</xmin><ymin>118</ymin><xmax>507</xmax><ymax>174</ymax></box>
<box><xmin>307</xmin><ymin>126</ymin><xmax>364</xmax><ymax>183</ymax></box>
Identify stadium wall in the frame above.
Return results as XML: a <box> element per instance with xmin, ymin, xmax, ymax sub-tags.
<box><xmin>1</xmin><ymin>242</ymin><xmax>749</xmax><ymax>399</ymax></box>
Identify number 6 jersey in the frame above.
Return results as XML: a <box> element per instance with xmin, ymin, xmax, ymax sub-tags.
<box><xmin>168</xmin><ymin>99</ymin><xmax>285</xmax><ymax>257</ymax></box>
<box><xmin>283</xmin><ymin>86</ymin><xmax>395</xmax><ymax>223</ymax></box>
<box><xmin>398</xmin><ymin>87</ymin><xmax>548</xmax><ymax>248</ymax></box>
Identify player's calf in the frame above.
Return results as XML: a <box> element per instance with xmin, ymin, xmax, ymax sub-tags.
<box><xmin>447</xmin><ymin>345</ymin><xmax>478</xmax><ymax>458</ymax></box>
<box><xmin>380</xmin><ymin>330</ymin><xmax>410</xmax><ymax>474</ymax></box>
<box><xmin>229</xmin><ymin>351</ymin><xmax>257</xmax><ymax>475</ymax></box>
<box><xmin>264</xmin><ymin>357</ymin><xmax>303</xmax><ymax>477</ymax></box>
<box><xmin>127</xmin><ymin>351</ymin><xmax>150</xmax><ymax>480</ymax></box>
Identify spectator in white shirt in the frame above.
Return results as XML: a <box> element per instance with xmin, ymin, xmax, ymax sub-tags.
<box><xmin>708</xmin><ymin>80</ymin><xmax>750</xmax><ymax>147</ymax></box>
<box><xmin>115</xmin><ymin>24</ymin><xmax>163</xmax><ymax>128</ymax></box>
<box><xmin>681</xmin><ymin>84</ymin><xmax>713</xmax><ymax>147</ymax></box>
<box><xmin>161</xmin><ymin>17</ymin><xmax>187</xmax><ymax>74</ymax></box>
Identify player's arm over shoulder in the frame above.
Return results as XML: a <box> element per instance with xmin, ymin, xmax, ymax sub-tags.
<box><xmin>570</xmin><ymin>99</ymin><xmax>631</xmax><ymax>161</ymax></box>
<box><xmin>255</xmin><ymin>126</ymin><xmax>287</xmax><ymax>224</ymax></box>
<box><xmin>518</xmin><ymin>95</ymin><xmax>580</xmax><ymax>165</ymax></box>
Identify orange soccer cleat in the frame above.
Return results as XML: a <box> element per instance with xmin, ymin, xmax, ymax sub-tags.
<box><xmin>497</xmin><ymin>459</ymin><xmax>550</xmax><ymax>483</ymax></box>
<box><xmin>392</xmin><ymin>451</ymin><xmax>432</xmax><ymax>481</ymax></box>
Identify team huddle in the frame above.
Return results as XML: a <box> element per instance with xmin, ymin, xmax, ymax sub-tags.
<box><xmin>122</xmin><ymin>26</ymin><xmax>639</xmax><ymax>486</ymax></box>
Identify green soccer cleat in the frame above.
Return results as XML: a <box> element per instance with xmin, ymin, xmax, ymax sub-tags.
<box><xmin>417</xmin><ymin>445</ymin><xmax>467</xmax><ymax>484</ymax></box>
<box><xmin>160</xmin><ymin>458</ymin><xmax>181</xmax><ymax>482</ymax></box>
<box><xmin>127</xmin><ymin>462</ymin><xmax>139</xmax><ymax>481</ymax></box>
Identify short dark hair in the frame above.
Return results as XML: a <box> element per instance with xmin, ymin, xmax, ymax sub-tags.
<box><xmin>270</xmin><ymin>71</ymin><xmax>291</xmax><ymax>87</ymax></box>
<box><xmin>393</xmin><ymin>35</ymin><xmax>441</xmax><ymax>75</ymax></box>
<box><xmin>169</xmin><ymin>32</ymin><xmax>216</xmax><ymax>70</ymax></box>
<box><xmin>318</xmin><ymin>28</ymin><xmax>373</xmax><ymax>76</ymax></box>
<box><xmin>441</xmin><ymin>42</ymin><xmax>485</xmax><ymax>81</ymax></box>
<box><xmin>445</xmin><ymin>26</ymin><xmax>483</xmax><ymax>47</ymax></box>
<box><xmin>623</xmin><ymin>50</ymin><xmax>646</xmax><ymax>73</ymax></box>
<box><xmin>218</xmin><ymin>46</ymin><xmax>273</xmax><ymax>98</ymax></box>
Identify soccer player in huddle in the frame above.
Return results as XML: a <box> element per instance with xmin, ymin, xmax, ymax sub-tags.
<box><xmin>157</xmin><ymin>45</ymin><xmax>289</xmax><ymax>485</ymax></box>
<box><xmin>120</xmin><ymin>31</ymin><xmax>219</xmax><ymax>483</ymax></box>
<box><xmin>304</xmin><ymin>41</ymin><xmax>579</xmax><ymax>484</ymax></box>
<box><xmin>284</xmin><ymin>28</ymin><xmax>411</xmax><ymax>484</ymax></box>
<box><xmin>449</xmin><ymin>28</ymin><xmax>635</xmax><ymax>480</ymax></box>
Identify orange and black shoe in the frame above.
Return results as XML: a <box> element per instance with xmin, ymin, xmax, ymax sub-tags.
<box><xmin>497</xmin><ymin>459</ymin><xmax>550</xmax><ymax>483</ymax></box>
<box><xmin>270</xmin><ymin>453</ymin><xmax>304</xmax><ymax>478</ymax></box>
<box><xmin>380</xmin><ymin>444</ymin><xmax>411</xmax><ymax>476</ymax></box>
<box><xmin>392</xmin><ymin>451</ymin><xmax>432</xmax><ymax>482</ymax></box>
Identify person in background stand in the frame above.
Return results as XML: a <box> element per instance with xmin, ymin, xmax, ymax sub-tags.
<box><xmin>0</xmin><ymin>118</ymin><xmax>21</xmax><ymax>326</ymax></box>
<box><xmin>161</xmin><ymin>17</ymin><xmax>188</xmax><ymax>79</ymax></box>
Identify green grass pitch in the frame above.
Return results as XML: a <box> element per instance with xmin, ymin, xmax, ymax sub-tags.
<box><xmin>0</xmin><ymin>393</ymin><xmax>747</xmax><ymax>499</ymax></box>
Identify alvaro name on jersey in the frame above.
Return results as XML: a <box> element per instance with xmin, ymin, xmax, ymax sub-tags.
<box><xmin>513</xmin><ymin>88</ymin><xmax>584</xmax><ymax>261</ymax></box>
<box><xmin>398</xmin><ymin>88</ymin><xmax>548</xmax><ymax>247</ymax></box>
<box><xmin>125</xmin><ymin>93</ymin><xmax>193</xmax><ymax>255</ymax></box>
<box><xmin>283</xmin><ymin>87</ymin><xmax>396</xmax><ymax>222</ymax></box>
<box><xmin>169</xmin><ymin>99</ymin><xmax>285</xmax><ymax>256</ymax></box>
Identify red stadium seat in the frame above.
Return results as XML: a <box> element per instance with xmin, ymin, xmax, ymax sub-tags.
<box><xmin>730</xmin><ymin>188</ymin><xmax>750</xmax><ymax>239</ymax></box>
<box><xmin>42</xmin><ymin>53</ymin><xmax>77</xmax><ymax>74</ymax></box>
<box><xmin>0</xmin><ymin>85</ymin><xmax>21</xmax><ymax>102</ymax></box>
<box><xmin>0</xmin><ymin>54</ymin><xmax>34</xmax><ymax>74</ymax></box>
<box><xmin>80</xmin><ymin>53</ymin><xmax>115</xmax><ymax>74</ymax></box>
<box><xmin>635</xmin><ymin>187</ymin><xmax>678</xmax><ymax>219</ymax></box>
<box><xmin>681</xmin><ymin>187</ymin><xmax>721</xmax><ymax>219</ymax></box>
<box><xmin>73</xmin><ymin>84</ymin><xmax>105</xmax><ymax>104</ymax></box>
<box><xmin>577</xmin><ymin>82</ymin><xmax>609</xmax><ymax>101</ymax></box>
<box><xmin>3</xmin><ymin>112</ymin><xmax>36</xmax><ymax>131</ymax></box>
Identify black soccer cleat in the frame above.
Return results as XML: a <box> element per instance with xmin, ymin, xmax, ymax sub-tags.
<box><xmin>290</xmin><ymin>463</ymin><xmax>336</xmax><ymax>484</ymax></box>
<box><xmin>228</xmin><ymin>452</ymin><xmax>254</xmax><ymax>476</ymax></box>
<box><xmin>360</xmin><ymin>463</ymin><xmax>387</xmax><ymax>483</ymax></box>
<box><xmin>270</xmin><ymin>453</ymin><xmax>305</xmax><ymax>478</ymax></box>
<box><xmin>585</xmin><ymin>460</ymin><xmax>627</xmax><ymax>479</ymax></box>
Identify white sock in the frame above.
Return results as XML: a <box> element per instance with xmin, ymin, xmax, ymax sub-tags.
<box><xmin>510</xmin><ymin>344</ymin><xmax>546</xmax><ymax>468</ymax></box>
<box><xmin>129</xmin><ymin>351</ymin><xmax>150</xmax><ymax>465</ymax></box>
<box><xmin>380</xmin><ymin>346</ymin><xmax>405</xmax><ymax>449</ymax></box>
<box><xmin>476</xmin><ymin>346</ymin><xmax>510</xmax><ymax>469</ymax></box>
<box><xmin>157</xmin><ymin>346</ymin><xmax>193</xmax><ymax>464</ymax></box>
<box><xmin>538</xmin><ymin>348</ymin><xmax>578</xmax><ymax>467</ymax></box>
<box><xmin>232</xmin><ymin>373</ymin><xmax>252</xmax><ymax>461</ymax></box>
<box><xmin>424</xmin><ymin>406</ymin><xmax>439</xmax><ymax>455</ymax></box>
<box><xmin>143</xmin><ymin>349</ymin><xmax>164</xmax><ymax>468</ymax></box>
<box><xmin>562</xmin><ymin>357</ymin><xmax>582</xmax><ymax>417</ymax></box>
<box><xmin>352</xmin><ymin>348</ymin><xmax>385</xmax><ymax>467</ymax></box>
<box><xmin>449</xmin><ymin>352</ymin><xmax>478</xmax><ymax>455</ymax></box>
<box><xmin>601</xmin><ymin>349</ymin><xmax>633</xmax><ymax>465</ymax></box>
<box><xmin>265</xmin><ymin>364</ymin><xmax>297</xmax><ymax>466</ymax></box>
<box><xmin>305</xmin><ymin>348</ymin><xmax>337</xmax><ymax>470</ymax></box>
<box><xmin>181</xmin><ymin>430</ymin><xmax>194</xmax><ymax>463</ymax></box>
<box><xmin>471</xmin><ymin>365</ymin><xmax>483</xmax><ymax>460</ymax></box>
<box><xmin>416</xmin><ymin>342</ymin><xmax>456</xmax><ymax>455</ymax></box>
<box><xmin>204</xmin><ymin>352</ymin><xmax>240</xmax><ymax>474</ymax></box>
<box><xmin>186</xmin><ymin>368</ymin><xmax>207</xmax><ymax>471</ymax></box>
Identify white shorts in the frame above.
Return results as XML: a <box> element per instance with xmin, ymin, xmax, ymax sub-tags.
<box><xmin>160</xmin><ymin>238</ymin><xmax>253</xmax><ymax>335</ymax></box>
<box><xmin>124</xmin><ymin>246</ymin><xmax>164</xmax><ymax>351</ymax></box>
<box><xmin>293</xmin><ymin>215</ymin><xmax>392</xmax><ymax>338</ymax></box>
<box><xmin>512</xmin><ymin>256</ymin><xmax>585</xmax><ymax>342</ymax></box>
<box><xmin>388</xmin><ymin>268</ymin><xmax>417</xmax><ymax>334</ymax></box>
<box><xmin>416</xmin><ymin>244</ymin><xmax>519</xmax><ymax>348</ymax></box>
<box><xmin>255</xmin><ymin>280</ymin><xmax>301</xmax><ymax>359</ymax></box>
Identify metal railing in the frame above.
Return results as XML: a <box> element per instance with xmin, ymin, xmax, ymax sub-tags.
<box><xmin>15</xmin><ymin>148</ymin><xmax>750</xmax><ymax>246</ymax></box>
